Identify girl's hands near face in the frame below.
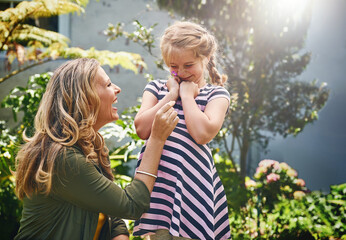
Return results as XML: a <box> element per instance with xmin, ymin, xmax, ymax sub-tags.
<box><xmin>151</xmin><ymin>101</ymin><xmax>179</xmax><ymax>142</ymax></box>
<box><xmin>166</xmin><ymin>76</ymin><xmax>180</xmax><ymax>100</ymax></box>
<box><xmin>179</xmin><ymin>81</ymin><xmax>199</xmax><ymax>99</ymax></box>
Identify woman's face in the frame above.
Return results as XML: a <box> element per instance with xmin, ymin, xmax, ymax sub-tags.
<box><xmin>168</xmin><ymin>49</ymin><xmax>206</xmax><ymax>87</ymax></box>
<box><xmin>93</xmin><ymin>67</ymin><xmax>121</xmax><ymax>131</ymax></box>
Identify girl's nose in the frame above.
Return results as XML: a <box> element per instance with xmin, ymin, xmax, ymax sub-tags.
<box><xmin>177</xmin><ymin>69</ymin><xmax>187</xmax><ymax>78</ymax></box>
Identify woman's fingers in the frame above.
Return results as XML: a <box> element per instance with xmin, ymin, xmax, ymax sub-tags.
<box><xmin>157</xmin><ymin>101</ymin><xmax>175</xmax><ymax>115</ymax></box>
<box><xmin>152</xmin><ymin>101</ymin><xmax>178</xmax><ymax>141</ymax></box>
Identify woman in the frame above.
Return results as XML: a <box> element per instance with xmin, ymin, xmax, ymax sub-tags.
<box><xmin>14</xmin><ymin>58</ymin><xmax>179</xmax><ymax>240</ymax></box>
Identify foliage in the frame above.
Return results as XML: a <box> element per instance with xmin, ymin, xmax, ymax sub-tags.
<box><xmin>104</xmin><ymin>20</ymin><xmax>158</xmax><ymax>57</ymax></box>
<box><xmin>1</xmin><ymin>72</ymin><xmax>52</xmax><ymax>137</ymax></box>
<box><xmin>100</xmin><ymin>105</ymin><xmax>145</xmax><ymax>187</ymax></box>
<box><xmin>226</xmin><ymin>157</ymin><xmax>346</xmax><ymax>239</ymax></box>
<box><xmin>0</xmin><ymin>121</ymin><xmax>21</xmax><ymax>239</ymax></box>
<box><xmin>156</xmin><ymin>0</ymin><xmax>330</xmax><ymax>179</ymax></box>
<box><xmin>250</xmin><ymin>159</ymin><xmax>308</xmax><ymax>210</ymax></box>
<box><xmin>214</xmin><ymin>153</ymin><xmax>250</xmax><ymax>211</ymax></box>
<box><xmin>0</xmin><ymin>0</ymin><xmax>146</xmax><ymax>83</ymax></box>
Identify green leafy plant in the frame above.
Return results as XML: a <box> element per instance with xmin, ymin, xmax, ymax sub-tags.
<box><xmin>0</xmin><ymin>0</ymin><xmax>146</xmax><ymax>83</ymax></box>
<box><xmin>226</xmin><ymin>159</ymin><xmax>346</xmax><ymax>240</ymax></box>
<box><xmin>2</xmin><ymin>72</ymin><xmax>52</xmax><ymax>137</ymax></box>
<box><xmin>250</xmin><ymin>159</ymin><xmax>308</xmax><ymax>210</ymax></box>
<box><xmin>0</xmin><ymin>121</ymin><xmax>21</xmax><ymax>239</ymax></box>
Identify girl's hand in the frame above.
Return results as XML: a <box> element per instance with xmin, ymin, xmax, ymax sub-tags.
<box><xmin>166</xmin><ymin>76</ymin><xmax>180</xmax><ymax>100</ymax></box>
<box><xmin>179</xmin><ymin>81</ymin><xmax>199</xmax><ymax>99</ymax></box>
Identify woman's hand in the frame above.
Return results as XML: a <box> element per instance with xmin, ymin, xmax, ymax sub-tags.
<box><xmin>166</xmin><ymin>76</ymin><xmax>180</xmax><ymax>101</ymax></box>
<box><xmin>151</xmin><ymin>101</ymin><xmax>179</xmax><ymax>142</ymax></box>
<box><xmin>179</xmin><ymin>81</ymin><xmax>199</xmax><ymax>99</ymax></box>
<box><xmin>112</xmin><ymin>234</ymin><xmax>129</xmax><ymax>240</ymax></box>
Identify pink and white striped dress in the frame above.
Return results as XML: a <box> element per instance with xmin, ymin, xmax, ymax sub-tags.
<box><xmin>133</xmin><ymin>80</ymin><xmax>231</xmax><ymax>240</ymax></box>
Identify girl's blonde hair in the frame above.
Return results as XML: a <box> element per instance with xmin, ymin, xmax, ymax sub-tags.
<box><xmin>15</xmin><ymin>58</ymin><xmax>113</xmax><ymax>199</ymax></box>
<box><xmin>160</xmin><ymin>21</ymin><xmax>227</xmax><ymax>86</ymax></box>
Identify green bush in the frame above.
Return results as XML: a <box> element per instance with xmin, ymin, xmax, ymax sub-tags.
<box><xmin>0</xmin><ymin>121</ymin><xmax>22</xmax><ymax>239</ymax></box>
<box><xmin>222</xmin><ymin>156</ymin><xmax>346</xmax><ymax>239</ymax></box>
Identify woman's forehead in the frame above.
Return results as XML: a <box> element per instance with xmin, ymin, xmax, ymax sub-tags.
<box><xmin>94</xmin><ymin>67</ymin><xmax>109</xmax><ymax>85</ymax></box>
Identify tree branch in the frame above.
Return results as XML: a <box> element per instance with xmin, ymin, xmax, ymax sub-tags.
<box><xmin>0</xmin><ymin>58</ymin><xmax>54</xmax><ymax>84</ymax></box>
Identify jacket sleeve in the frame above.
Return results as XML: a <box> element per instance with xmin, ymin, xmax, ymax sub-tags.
<box><xmin>109</xmin><ymin>217</ymin><xmax>129</xmax><ymax>238</ymax></box>
<box><xmin>52</xmin><ymin>148</ymin><xmax>150</xmax><ymax>220</ymax></box>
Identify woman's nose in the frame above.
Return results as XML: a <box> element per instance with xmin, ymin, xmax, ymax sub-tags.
<box><xmin>114</xmin><ymin>84</ymin><xmax>121</xmax><ymax>93</ymax></box>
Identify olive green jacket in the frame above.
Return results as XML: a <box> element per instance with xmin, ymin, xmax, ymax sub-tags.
<box><xmin>15</xmin><ymin>146</ymin><xmax>150</xmax><ymax>240</ymax></box>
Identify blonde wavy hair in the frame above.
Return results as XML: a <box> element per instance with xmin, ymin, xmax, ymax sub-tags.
<box><xmin>15</xmin><ymin>58</ymin><xmax>114</xmax><ymax>200</ymax></box>
<box><xmin>160</xmin><ymin>21</ymin><xmax>227</xmax><ymax>86</ymax></box>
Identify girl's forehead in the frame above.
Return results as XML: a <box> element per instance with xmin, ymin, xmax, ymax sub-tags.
<box><xmin>169</xmin><ymin>48</ymin><xmax>198</xmax><ymax>64</ymax></box>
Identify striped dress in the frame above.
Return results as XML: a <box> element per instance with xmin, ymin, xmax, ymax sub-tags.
<box><xmin>133</xmin><ymin>80</ymin><xmax>231</xmax><ymax>240</ymax></box>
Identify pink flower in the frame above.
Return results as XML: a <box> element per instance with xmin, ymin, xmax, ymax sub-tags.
<box><xmin>296</xmin><ymin>178</ymin><xmax>306</xmax><ymax>187</ymax></box>
<box><xmin>287</xmin><ymin>169</ymin><xmax>298</xmax><ymax>177</ymax></box>
<box><xmin>266</xmin><ymin>173</ymin><xmax>280</xmax><ymax>183</ymax></box>
<box><xmin>259</xmin><ymin>159</ymin><xmax>280</xmax><ymax>170</ymax></box>
<box><xmin>254</xmin><ymin>166</ymin><xmax>267</xmax><ymax>179</ymax></box>
<box><xmin>245</xmin><ymin>179</ymin><xmax>257</xmax><ymax>188</ymax></box>
<box><xmin>279</xmin><ymin>162</ymin><xmax>290</xmax><ymax>170</ymax></box>
<box><xmin>293</xmin><ymin>190</ymin><xmax>306</xmax><ymax>200</ymax></box>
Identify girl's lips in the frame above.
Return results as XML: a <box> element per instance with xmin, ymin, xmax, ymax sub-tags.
<box><xmin>181</xmin><ymin>76</ymin><xmax>192</xmax><ymax>81</ymax></box>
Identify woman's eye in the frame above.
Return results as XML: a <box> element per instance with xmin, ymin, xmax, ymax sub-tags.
<box><xmin>171</xmin><ymin>66</ymin><xmax>177</xmax><ymax>69</ymax></box>
<box><xmin>185</xmin><ymin>64</ymin><xmax>193</xmax><ymax>68</ymax></box>
<box><xmin>107</xmin><ymin>83</ymin><xmax>112</xmax><ymax>87</ymax></box>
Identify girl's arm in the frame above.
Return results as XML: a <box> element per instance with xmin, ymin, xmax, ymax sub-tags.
<box><xmin>135</xmin><ymin>78</ymin><xmax>179</xmax><ymax>140</ymax></box>
<box><xmin>180</xmin><ymin>81</ymin><xmax>229</xmax><ymax>145</ymax></box>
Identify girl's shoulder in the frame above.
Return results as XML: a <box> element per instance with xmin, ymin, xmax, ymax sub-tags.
<box><xmin>201</xmin><ymin>84</ymin><xmax>230</xmax><ymax>95</ymax></box>
<box><xmin>144</xmin><ymin>79</ymin><xmax>168</xmax><ymax>93</ymax></box>
<box><xmin>146</xmin><ymin>79</ymin><xmax>167</xmax><ymax>87</ymax></box>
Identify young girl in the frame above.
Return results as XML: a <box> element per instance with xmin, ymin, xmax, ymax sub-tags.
<box><xmin>133</xmin><ymin>21</ymin><xmax>231</xmax><ymax>240</ymax></box>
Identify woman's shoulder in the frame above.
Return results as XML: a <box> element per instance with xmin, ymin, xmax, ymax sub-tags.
<box><xmin>55</xmin><ymin>146</ymin><xmax>87</xmax><ymax>169</ymax></box>
<box><xmin>60</xmin><ymin>145</ymin><xmax>84</xmax><ymax>158</ymax></box>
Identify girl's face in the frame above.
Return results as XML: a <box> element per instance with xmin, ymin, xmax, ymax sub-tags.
<box><xmin>93</xmin><ymin>67</ymin><xmax>121</xmax><ymax>131</ymax></box>
<box><xmin>168</xmin><ymin>49</ymin><xmax>207</xmax><ymax>87</ymax></box>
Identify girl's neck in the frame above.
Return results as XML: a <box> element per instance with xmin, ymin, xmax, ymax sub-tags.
<box><xmin>197</xmin><ymin>78</ymin><xmax>207</xmax><ymax>88</ymax></box>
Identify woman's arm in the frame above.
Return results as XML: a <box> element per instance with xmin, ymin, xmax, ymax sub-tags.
<box><xmin>134</xmin><ymin>78</ymin><xmax>179</xmax><ymax>140</ymax></box>
<box><xmin>52</xmin><ymin>102</ymin><xmax>178</xmax><ymax>220</ymax></box>
<box><xmin>180</xmin><ymin>81</ymin><xmax>229</xmax><ymax>145</ymax></box>
<box><xmin>134</xmin><ymin>101</ymin><xmax>179</xmax><ymax>192</ymax></box>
